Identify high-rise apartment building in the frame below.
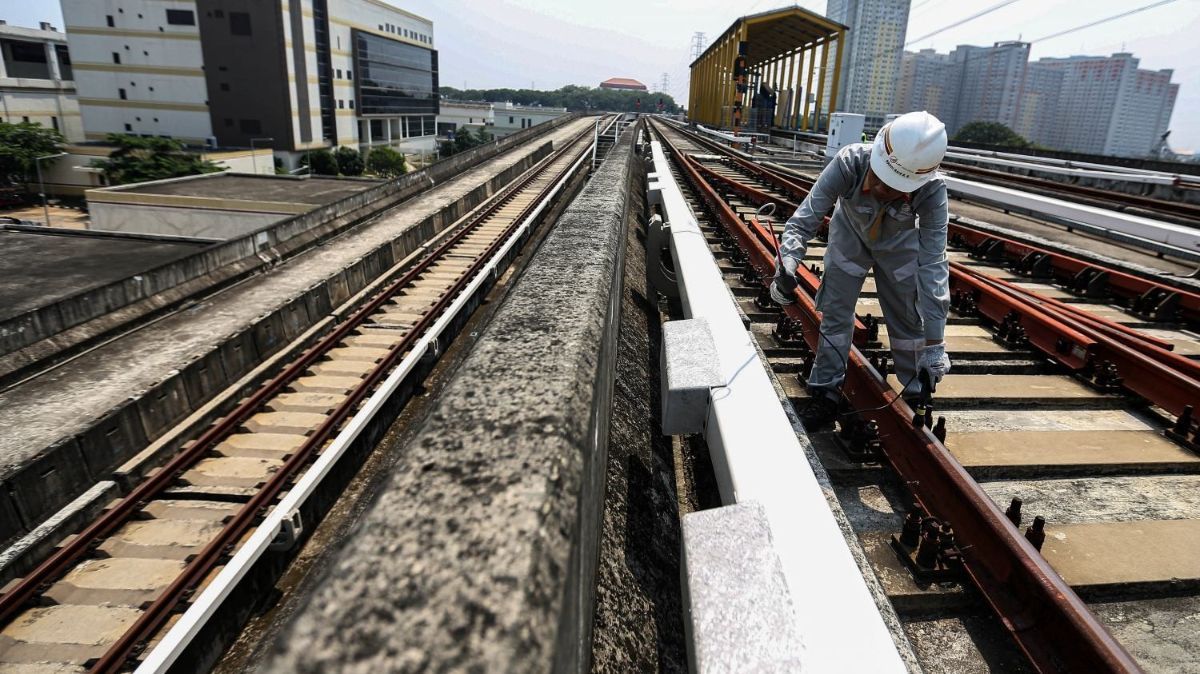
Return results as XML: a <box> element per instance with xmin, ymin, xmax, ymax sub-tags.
<box><xmin>895</xmin><ymin>48</ymin><xmax>957</xmax><ymax>125</ymax></box>
<box><xmin>60</xmin><ymin>0</ymin><xmax>438</xmax><ymax>163</ymax></box>
<box><xmin>1026</xmin><ymin>53</ymin><xmax>1178</xmax><ymax>157</ymax></box>
<box><xmin>898</xmin><ymin>43</ymin><xmax>1179</xmax><ymax>158</ymax></box>
<box><xmin>824</xmin><ymin>0</ymin><xmax>911</xmax><ymax>128</ymax></box>
<box><xmin>0</xmin><ymin>21</ymin><xmax>83</xmax><ymax>141</ymax></box>
<box><xmin>951</xmin><ymin>41</ymin><xmax>1028</xmax><ymax>134</ymax></box>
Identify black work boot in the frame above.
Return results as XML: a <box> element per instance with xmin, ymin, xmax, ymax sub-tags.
<box><xmin>798</xmin><ymin>393</ymin><xmax>840</xmax><ymax>431</ymax></box>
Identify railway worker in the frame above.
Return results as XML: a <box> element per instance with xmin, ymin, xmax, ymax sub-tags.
<box><xmin>771</xmin><ymin>110</ymin><xmax>951</xmax><ymax>429</ymax></box>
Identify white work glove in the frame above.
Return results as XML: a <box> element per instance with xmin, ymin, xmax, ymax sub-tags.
<box><xmin>918</xmin><ymin>343</ymin><xmax>951</xmax><ymax>384</ymax></box>
<box><xmin>769</xmin><ymin>253</ymin><xmax>802</xmax><ymax>305</ymax></box>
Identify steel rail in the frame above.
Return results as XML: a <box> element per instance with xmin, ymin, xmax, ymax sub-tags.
<box><xmin>948</xmin><ymin>220</ymin><xmax>1200</xmax><ymax>325</ymax></box>
<box><xmin>951</xmin><ymin>262</ymin><xmax>1196</xmax><ymax>364</ymax></box>
<box><xmin>650</xmin><ymin>118</ymin><xmax>1141</xmax><ymax>674</ymax></box>
<box><xmin>944</xmin><ymin>161</ymin><xmax>1200</xmax><ymax>221</ymax></box>
<box><xmin>952</xmin><ymin>264</ymin><xmax>1200</xmax><ymax>421</ymax></box>
<box><xmin>0</xmin><ymin>130</ymin><xmax>592</xmax><ymax>672</ymax></box>
<box><xmin>133</xmin><ymin>128</ymin><xmax>605</xmax><ymax>674</ymax></box>
<box><xmin>89</xmin><ymin>131</ymin><xmax>596</xmax><ymax>673</ymax></box>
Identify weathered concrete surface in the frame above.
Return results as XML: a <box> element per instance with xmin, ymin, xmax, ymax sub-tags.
<box><xmin>0</xmin><ymin>120</ymin><xmax>592</xmax><ymax>545</ymax></box>
<box><xmin>263</xmin><ymin>128</ymin><xmax>639</xmax><ymax>672</ymax></box>
<box><xmin>681</xmin><ymin>501</ymin><xmax>803</xmax><ymax>673</ymax></box>
<box><xmin>590</xmin><ymin>173</ymin><xmax>688</xmax><ymax>672</ymax></box>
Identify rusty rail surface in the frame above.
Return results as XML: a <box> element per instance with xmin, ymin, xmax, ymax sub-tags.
<box><xmin>651</xmin><ymin>118</ymin><xmax>1141</xmax><ymax>674</ymax></box>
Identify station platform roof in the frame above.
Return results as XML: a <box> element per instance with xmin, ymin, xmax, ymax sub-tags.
<box><xmin>688</xmin><ymin>6</ymin><xmax>847</xmax><ymax>133</ymax></box>
<box><xmin>690</xmin><ymin>6</ymin><xmax>848</xmax><ymax>69</ymax></box>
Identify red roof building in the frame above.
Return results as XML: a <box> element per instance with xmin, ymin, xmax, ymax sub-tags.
<box><xmin>600</xmin><ymin>77</ymin><xmax>648</xmax><ymax>91</ymax></box>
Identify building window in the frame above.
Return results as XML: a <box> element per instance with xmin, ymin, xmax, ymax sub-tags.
<box><xmin>509</xmin><ymin>116</ymin><xmax>514</xmax><ymax>123</ymax></box>
<box><xmin>124</xmin><ymin>123</ymin><xmax>132</xmax><ymax>131</ymax></box>
<box><xmin>166</xmin><ymin>9</ymin><xmax>195</xmax><ymax>26</ymax></box>
<box><xmin>220</xmin><ymin>82</ymin><xmax>230</xmax><ymax>91</ymax></box>
<box><xmin>338</xmin><ymin>99</ymin><xmax>344</xmax><ymax>109</ymax></box>
<box><xmin>22</xmin><ymin>116</ymin><xmax>29</xmax><ymax>123</ymax></box>
<box><xmin>349</xmin><ymin>100</ymin><xmax>354</xmax><ymax>110</ymax></box>
<box><xmin>106</xmin><ymin>15</ymin><xmax>114</xmax><ymax>27</ymax></box>
<box><xmin>51</xmin><ymin>116</ymin><xmax>58</xmax><ymax>131</ymax></box>
<box><xmin>229</xmin><ymin>12</ymin><xmax>251</xmax><ymax>35</ymax></box>
<box><xmin>336</xmin><ymin>69</ymin><xmax>342</xmax><ymax>78</ymax></box>
<box><xmin>347</xmin><ymin>69</ymin><xmax>352</xmax><ymax>80</ymax></box>
<box><xmin>240</xmin><ymin>119</ymin><xmax>262</xmax><ymax>134</ymax></box>
<box><xmin>118</xmin><ymin>88</ymin><xmax>127</xmax><ymax>99</ymax></box>
<box><xmin>112</xmin><ymin>52</ymin><xmax>121</xmax><ymax>64</ymax></box>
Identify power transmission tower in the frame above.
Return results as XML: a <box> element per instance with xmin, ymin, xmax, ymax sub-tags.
<box><xmin>660</xmin><ymin>72</ymin><xmax>670</xmax><ymax>95</ymax></box>
<box><xmin>690</xmin><ymin>32</ymin><xmax>706</xmax><ymax>60</ymax></box>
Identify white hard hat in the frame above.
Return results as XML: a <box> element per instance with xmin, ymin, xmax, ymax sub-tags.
<box><xmin>870</xmin><ymin>111</ymin><xmax>947</xmax><ymax>193</ymax></box>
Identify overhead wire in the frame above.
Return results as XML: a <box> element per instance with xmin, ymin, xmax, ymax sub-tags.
<box><xmin>1030</xmin><ymin>0</ymin><xmax>1180</xmax><ymax>43</ymax></box>
<box><xmin>905</xmin><ymin>0</ymin><xmax>1021</xmax><ymax>46</ymax></box>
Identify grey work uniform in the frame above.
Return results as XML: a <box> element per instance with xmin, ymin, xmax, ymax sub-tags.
<box><xmin>776</xmin><ymin>143</ymin><xmax>949</xmax><ymax>396</ymax></box>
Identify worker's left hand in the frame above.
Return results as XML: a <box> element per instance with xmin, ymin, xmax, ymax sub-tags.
<box><xmin>918</xmin><ymin>343</ymin><xmax>951</xmax><ymax>383</ymax></box>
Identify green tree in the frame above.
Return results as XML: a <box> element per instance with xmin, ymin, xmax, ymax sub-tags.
<box><xmin>334</xmin><ymin>146</ymin><xmax>364</xmax><ymax>176</ymax></box>
<box><xmin>300</xmin><ymin>148</ymin><xmax>338</xmax><ymax>176</ymax></box>
<box><xmin>439</xmin><ymin>85</ymin><xmax>678</xmax><ymax>114</ymax></box>
<box><xmin>366</xmin><ymin>146</ymin><xmax>407</xmax><ymax>178</ymax></box>
<box><xmin>953</xmin><ymin>121</ymin><xmax>1031</xmax><ymax>148</ymax></box>
<box><xmin>0</xmin><ymin>121</ymin><xmax>65</xmax><ymax>187</ymax></box>
<box><xmin>452</xmin><ymin>126</ymin><xmax>476</xmax><ymax>154</ymax></box>
<box><xmin>93</xmin><ymin>134</ymin><xmax>221</xmax><ymax>185</ymax></box>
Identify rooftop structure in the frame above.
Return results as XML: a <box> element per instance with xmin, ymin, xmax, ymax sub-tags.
<box><xmin>0</xmin><ymin>225</ymin><xmax>205</xmax><ymax>322</ymax></box>
<box><xmin>60</xmin><ymin>0</ymin><xmax>439</xmax><ymax>163</ymax></box>
<box><xmin>599</xmin><ymin>77</ymin><xmax>647</xmax><ymax>91</ymax></box>
<box><xmin>0</xmin><ymin>21</ymin><xmax>83</xmax><ymax>141</ymax></box>
<box><xmin>86</xmin><ymin>172</ymin><xmax>383</xmax><ymax>239</ymax></box>
<box><xmin>688</xmin><ymin>6</ymin><xmax>847</xmax><ymax>131</ymax></box>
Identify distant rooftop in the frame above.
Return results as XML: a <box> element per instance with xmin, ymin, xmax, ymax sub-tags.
<box><xmin>90</xmin><ymin>173</ymin><xmax>384</xmax><ymax>212</ymax></box>
<box><xmin>600</xmin><ymin>77</ymin><xmax>647</xmax><ymax>91</ymax></box>
<box><xmin>0</xmin><ymin>226</ymin><xmax>206</xmax><ymax>321</ymax></box>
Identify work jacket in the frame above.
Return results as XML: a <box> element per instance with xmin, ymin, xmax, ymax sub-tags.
<box><xmin>778</xmin><ymin>143</ymin><xmax>950</xmax><ymax>341</ymax></box>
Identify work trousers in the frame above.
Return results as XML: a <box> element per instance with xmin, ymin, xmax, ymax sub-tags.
<box><xmin>807</xmin><ymin>261</ymin><xmax>926</xmax><ymax>397</ymax></box>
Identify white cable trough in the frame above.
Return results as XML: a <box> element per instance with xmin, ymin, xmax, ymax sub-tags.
<box><xmin>650</xmin><ymin>140</ymin><xmax>906</xmax><ymax>673</ymax></box>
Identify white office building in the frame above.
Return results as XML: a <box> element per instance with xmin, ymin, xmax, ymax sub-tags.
<box><xmin>60</xmin><ymin>0</ymin><xmax>439</xmax><ymax>163</ymax></box>
<box><xmin>0</xmin><ymin>21</ymin><xmax>83</xmax><ymax>141</ymax></box>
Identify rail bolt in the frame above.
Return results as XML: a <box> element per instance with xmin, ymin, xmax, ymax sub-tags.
<box><xmin>1005</xmin><ymin>497</ymin><xmax>1023</xmax><ymax>527</ymax></box>
<box><xmin>915</xmin><ymin>521</ymin><xmax>941</xmax><ymax>568</ymax></box>
<box><xmin>900</xmin><ymin>504</ymin><xmax>924</xmax><ymax>547</ymax></box>
<box><xmin>754</xmin><ymin>287</ymin><xmax>778</xmax><ymax>311</ymax></box>
<box><xmin>933</xmin><ymin>416</ymin><xmax>947</xmax><ymax>443</ymax></box>
<box><xmin>1025</xmin><ymin>515</ymin><xmax>1047</xmax><ymax>552</ymax></box>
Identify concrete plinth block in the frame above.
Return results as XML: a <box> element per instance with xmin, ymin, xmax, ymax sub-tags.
<box><xmin>681</xmin><ymin>500</ymin><xmax>804</xmax><ymax>673</ymax></box>
<box><xmin>661</xmin><ymin>318</ymin><xmax>721</xmax><ymax>435</ymax></box>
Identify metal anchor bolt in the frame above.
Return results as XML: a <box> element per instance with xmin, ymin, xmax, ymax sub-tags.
<box><xmin>1025</xmin><ymin>515</ymin><xmax>1046</xmax><ymax>552</ymax></box>
<box><xmin>1005</xmin><ymin>497</ymin><xmax>1023</xmax><ymax>527</ymax></box>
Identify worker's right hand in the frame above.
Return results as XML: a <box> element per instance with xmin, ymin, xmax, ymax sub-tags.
<box><xmin>770</xmin><ymin>253</ymin><xmax>802</xmax><ymax>305</ymax></box>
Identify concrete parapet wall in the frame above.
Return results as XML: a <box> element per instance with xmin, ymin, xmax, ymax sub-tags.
<box><xmin>264</xmin><ymin>127</ymin><xmax>641</xmax><ymax>672</ymax></box>
<box><xmin>0</xmin><ymin>113</ymin><xmax>581</xmax><ymax>376</ymax></box>
<box><xmin>0</xmin><ymin>144</ymin><xmax>557</xmax><ymax>548</ymax></box>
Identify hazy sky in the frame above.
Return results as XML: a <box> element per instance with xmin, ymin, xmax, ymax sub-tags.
<box><xmin>6</xmin><ymin>0</ymin><xmax>1199</xmax><ymax>150</ymax></box>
